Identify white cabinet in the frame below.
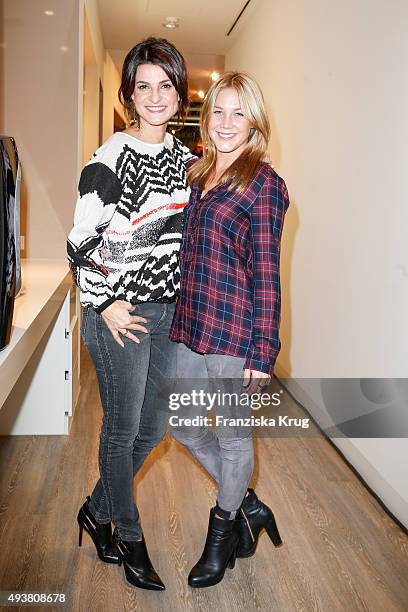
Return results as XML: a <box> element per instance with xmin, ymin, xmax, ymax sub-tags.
<box><xmin>0</xmin><ymin>260</ymin><xmax>80</xmax><ymax>435</ymax></box>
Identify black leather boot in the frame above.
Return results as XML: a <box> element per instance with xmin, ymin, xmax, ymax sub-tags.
<box><xmin>188</xmin><ymin>508</ymin><xmax>239</xmax><ymax>588</ymax></box>
<box><xmin>77</xmin><ymin>496</ymin><xmax>119</xmax><ymax>564</ymax></box>
<box><xmin>235</xmin><ymin>489</ymin><xmax>283</xmax><ymax>558</ymax></box>
<box><xmin>113</xmin><ymin>528</ymin><xmax>165</xmax><ymax>591</ymax></box>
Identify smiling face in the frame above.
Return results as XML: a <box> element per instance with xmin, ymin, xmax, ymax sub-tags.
<box><xmin>131</xmin><ymin>64</ymin><xmax>179</xmax><ymax>129</ymax></box>
<box><xmin>207</xmin><ymin>87</ymin><xmax>251</xmax><ymax>161</ymax></box>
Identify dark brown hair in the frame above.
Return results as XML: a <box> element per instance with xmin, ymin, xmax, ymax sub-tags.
<box><xmin>119</xmin><ymin>37</ymin><xmax>189</xmax><ymax>127</ymax></box>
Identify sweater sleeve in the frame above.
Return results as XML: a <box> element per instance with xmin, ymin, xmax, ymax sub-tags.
<box><xmin>245</xmin><ymin>170</ymin><xmax>290</xmax><ymax>375</ymax></box>
<box><xmin>67</xmin><ymin>161</ymin><xmax>123</xmax><ymax>313</ymax></box>
<box><xmin>172</xmin><ymin>134</ymin><xmax>197</xmax><ymax>165</ymax></box>
<box><xmin>181</xmin><ymin>143</ymin><xmax>196</xmax><ymax>164</ymax></box>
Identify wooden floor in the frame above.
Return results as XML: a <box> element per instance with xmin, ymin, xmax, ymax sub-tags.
<box><xmin>0</xmin><ymin>344</ymin><xmax>408</xmax><ymax>612</ymax></box>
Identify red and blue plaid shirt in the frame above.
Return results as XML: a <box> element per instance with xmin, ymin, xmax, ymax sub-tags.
<box><xmin>169</xmin><ymin>161</ymin><xmax>289</xmax><ymax>375</ymax></box>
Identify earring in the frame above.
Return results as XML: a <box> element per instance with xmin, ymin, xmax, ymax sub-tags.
<box><xmin>131</xmin><ymin>101</ymin><xmax>138</xmax><ymax>126</ymax></box>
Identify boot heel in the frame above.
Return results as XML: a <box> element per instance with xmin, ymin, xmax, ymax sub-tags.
<box><xmin>228</xmin><ymin>546</ymin><xmax>237</xmax><ymax>569</ymax></box>
<box><xmin>76</xmin><ymin>497</ymin><xmax>119</xmax><ymax>564</ymax></box>
<box><xmin>265</xmin><ymin>515</ymin><xmax>283</xmax><ymax>546</ymax></box>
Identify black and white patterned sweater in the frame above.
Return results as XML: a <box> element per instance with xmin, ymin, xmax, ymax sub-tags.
<box><xmin>67</xmin><ymin>131</ymin><xmax>193</xmax><ymax>313</ymax></box>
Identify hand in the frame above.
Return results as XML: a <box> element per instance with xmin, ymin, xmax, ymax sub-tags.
<box><xmin>242</xmin><ymin>369</ymin><xmax>271</xmax><ymax>396</ymax></box>
<box><xmin>101</xmin><ymin>300</ymin><xmax>148</xmax><ymax>347</ymax></box>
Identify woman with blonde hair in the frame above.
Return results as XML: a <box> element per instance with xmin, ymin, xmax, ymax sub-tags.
<box><xmin>170</xmin><ymin>72</ymin><xmax>289</xmax><ymax>587</ymax></box>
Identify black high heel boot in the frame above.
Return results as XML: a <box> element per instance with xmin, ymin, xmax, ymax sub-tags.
<box><xmin>113</xmin><ymin>528</ymin><xmax>165</xmax><ymax>591</ymax></box>
<box><xmin>235</xmin><ymin>489</ymin><xmax>283</xmax><ymax>558</ymax></box>
<box><xmin>77</xmin><ymin>496</ymin><xmax>119</xmax><ymax>564</ymax></box>
<box><xmin>188</xmin><ymin>508</ymin><xmax>239</xmax><ymax>588</ymax></box>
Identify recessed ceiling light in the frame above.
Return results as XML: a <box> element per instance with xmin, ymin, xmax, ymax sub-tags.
<box><xmin>163</xmin><ymin>16</ymin><xmax>179</xmax><ymax>29</ymax></box>
<box><xmin>211</xmin><ymin>71</ymin><xmax>220</xmax><ymax>82</ymax></box>
<box><xmin>60</xmin><ymin>46</ymin><xmax>69</xmax><ymax>52</ymax></box>
<box><xmin>197</xmin><ymin>90</ymin><xmax>205</xmax><ymax>99</ymax></box>
<box><xmin>44</xmin><ymin>10</ymin><xmax>54</xmax><ymax>16</ymax></box>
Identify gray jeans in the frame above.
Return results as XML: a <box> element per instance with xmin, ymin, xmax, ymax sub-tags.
<box><xmin>171</xmin><ymin>342</ymin><xmax>254</xmax><ymax>518</ymax></box>
<box><xmin>81</xmin><ymin>302</ymin><xmax>176</xmax><ymax>541</ymax></box>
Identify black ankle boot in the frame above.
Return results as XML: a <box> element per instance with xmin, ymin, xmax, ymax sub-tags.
<box><xmin>188</xmin><ymin>508</ymin><xmax>239</xmax><ymax>588</ymax></box>
<box><xmin>235</xmin><ymin>489</ymin><xmax>283</xmax><ymax>558</ymax></box>
<box><xmin>113</xmin><ymin>528</ymin><xmax>165</xmax><ymax>591</ymax></box>
<box><xmin>77</xmin><ymin>496</ymin><xmax>119</xmax><ymax>564</ymax></box>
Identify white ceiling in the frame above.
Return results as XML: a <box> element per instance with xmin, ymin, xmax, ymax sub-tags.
<box><xmin>96</xmin><ymin>0</ymin><xmax>256</xmax><ymax>97</ymax></box>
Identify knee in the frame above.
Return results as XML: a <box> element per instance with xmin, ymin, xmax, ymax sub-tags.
<box><xmin>101</xmin><ymin>427</ymin><xmax>137</xmax><ymax>450</ymax></box>
<box><xmin>134</xmin><ymin>425</ymin><xmax>166</xmax><ymax>450</ymax></box>
<box><xmin>171</xmin><ymin>425</ymin><xmax>212</xmax><ymax>449</ymax></box>
<box><xmin>219</xmin><ymin>424</ymin><xmax>253</xmax><ymax>443</ymax></box>
<box><xmin>218</xmin><ymin>434</ymin><xmax>254</xmax><ymax>455</ymax></box>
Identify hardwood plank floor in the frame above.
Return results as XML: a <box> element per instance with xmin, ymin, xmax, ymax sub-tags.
<box><xmin>0</xmin><ymin>344</ymin><xmax>407</xmax><ymax>612</ymax></box>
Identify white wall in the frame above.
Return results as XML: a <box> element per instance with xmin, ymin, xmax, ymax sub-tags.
<box><xmin>102</xmin><ymin>50</ymin><xmax>125</xmax><ymax>142</ymax></box>
<box><xmin>0</xmin><ymin>0</ymin><xmax>126</xmax><ymax>257</ymax></box>
<box><xmin>226</xmin><ymin>0</ymin><xmax>408</xmax><ymax>528</ymax></box>
<box><xmin>83</xmin><ymin>4</ymin><xmax>99</xmax><ymax>165</ymax></box>
<box><xmin>1</xmin><ymin>0</ymin><xmax>83</xmax><ymax>259</ymax></box>
<box><xmin>83</xmin><ymin>0</ymin><xmax>125</xmax><ymax>153</ymax></box>
<box><xmin>83</xmin><ymin>0</ymin><xmax>104</xmax><ymax>76</ymax></box>
<box><xmin>83</xmin><ymin>64</ymin><xmax>99</xmax><ymax>164</ymax></box>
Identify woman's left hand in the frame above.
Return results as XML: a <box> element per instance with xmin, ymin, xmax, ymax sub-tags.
<box><xmin>243</xmin><ymin>369</ymin><xmax>271</xmax><ymax>396</ymax></box>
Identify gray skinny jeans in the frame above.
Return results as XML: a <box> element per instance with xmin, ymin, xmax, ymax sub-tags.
<box><xmin>171</xmin><ymin>342</ymin><xmax>254</xmax><ymax>518</ymax></box>
<box><xmin>81</xmin><ymin>302</ymin><xmax>176</xmax><ymax>541</ymax></box>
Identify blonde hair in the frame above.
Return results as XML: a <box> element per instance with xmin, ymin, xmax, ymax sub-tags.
<box><xmin>188</xmin><ymin>71</ymin><xmax>271</xmax><ymax>192</ymax></box>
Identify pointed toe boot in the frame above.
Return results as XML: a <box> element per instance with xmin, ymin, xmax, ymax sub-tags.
<box><xmin>113</xmin><ymin>528</ymin><xmax>165</xmax><ymax>591</ymax></box>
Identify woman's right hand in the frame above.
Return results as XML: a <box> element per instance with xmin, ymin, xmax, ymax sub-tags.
<box><xmin>101</xmin><ymin>300</ymin><xmax>148</xmax><ymax>347</ymax></box>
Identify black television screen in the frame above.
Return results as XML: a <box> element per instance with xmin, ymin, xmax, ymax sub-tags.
<box><xmin>0</xmin><ymin>136</ymin><xmax>21</xmax><ymax>350</ymax></box>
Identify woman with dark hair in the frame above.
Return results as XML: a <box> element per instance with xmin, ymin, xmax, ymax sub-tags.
<box><xmin>67</xmin><ymin>37</ymin><xmax>192</xmax><ymax>591</ymax></box>
<box><xmin>170</xmin><ymin>72</ymin><xmax>289</xmax><ymax>587</ymax></box>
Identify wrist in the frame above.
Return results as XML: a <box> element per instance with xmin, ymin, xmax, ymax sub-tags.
<box><xmin>94</xmin><ymin>296</ymin><xmax>116</xmax><ymax>315</ymax></box>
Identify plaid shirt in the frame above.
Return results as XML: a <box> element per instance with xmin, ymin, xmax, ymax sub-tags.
<box><xmin>169</xmin><ymin>161</ymin><xmax>289</xmax><ymax>375</ymax></box>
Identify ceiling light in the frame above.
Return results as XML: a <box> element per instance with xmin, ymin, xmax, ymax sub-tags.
<box><xmin>163</xmin><ymin>16</ymin><xmax>179</xmax><ymax>29</ymax></box>
<box><xmin>44</xmin><ymin>10</ymin><xmax>54</xmax><ymax>16</ymax></box>
<box><xmin>211</xmin><ymin>71</ymin><xmax>220</xmax><ymax>82</ymax></box>
<box><xmin>60</xmin><ymin>46</ymin><xmax>69</xmax><ymax>52</ymax></box>
<box><xmin>197</xmin><ymin>90</ymin><xmax>205</xmax><ymax>99</ymax></box>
